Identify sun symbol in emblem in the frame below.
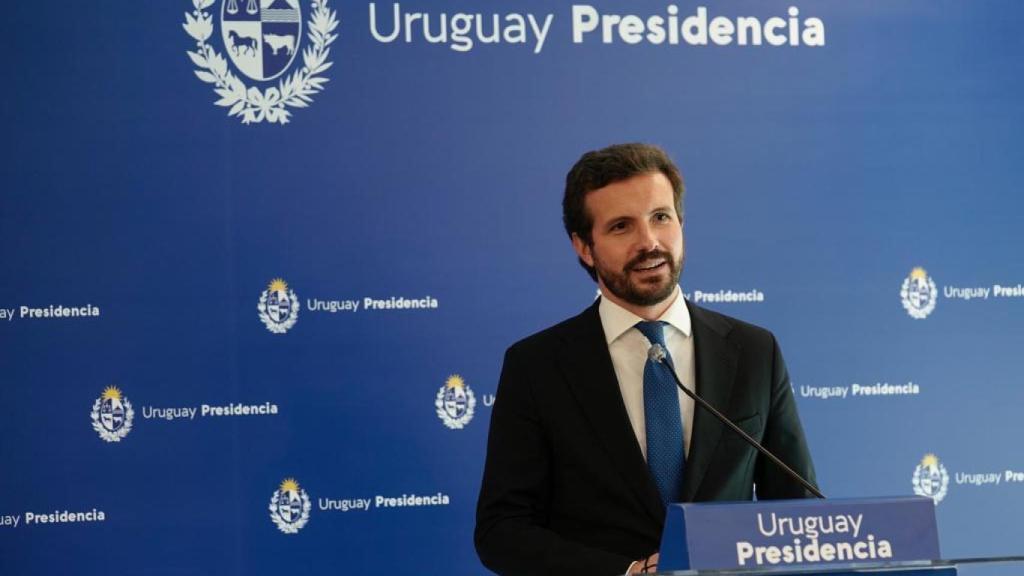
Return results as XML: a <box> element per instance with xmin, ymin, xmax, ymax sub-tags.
<box><xmin>103</xmin><ymin>386</ymin><xmax>123</xmax><ymax>400</ymax></box>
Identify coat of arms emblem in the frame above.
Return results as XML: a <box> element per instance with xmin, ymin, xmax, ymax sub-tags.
<box><xmin>183</xmin><ymin>0</ymin><xmax>338</xmax><ymax>124</ymax></box>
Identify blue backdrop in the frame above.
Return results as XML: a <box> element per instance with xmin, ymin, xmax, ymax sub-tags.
<box><xmin>2</xmin><ymin>1</ymin><xmax>1023</xmax><ymax>573</ymax></box>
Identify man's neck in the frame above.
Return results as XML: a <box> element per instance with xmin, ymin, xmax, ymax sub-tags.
<box><xmin>598</xmin><ymin>284</ymin><xmax>679</xmax><ymax>321</ymax></box>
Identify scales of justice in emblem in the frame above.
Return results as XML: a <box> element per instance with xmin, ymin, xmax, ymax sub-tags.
<box><xmin>225</xmin><ymin>0</ymin><xmax>259</xmax><ymax>15</ymax></box>
<box><xmin>221</xmin><ymin>0</ymin><xmax>302</xmax><ymax>81</ymax></box>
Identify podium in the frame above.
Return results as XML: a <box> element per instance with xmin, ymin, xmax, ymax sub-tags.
<box><xmin>654</xmin><ymin>497</ymin><xmax>1023</xmax><ymax>575</ymax></box>
<box><xmin>652</xmin><ymin>560</ymin><xmax>1024</xmax><ymax>576</ymax></box>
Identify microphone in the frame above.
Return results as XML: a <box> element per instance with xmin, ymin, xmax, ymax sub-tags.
<box><xmin>647</xmin><ymin>343</ymin><xmax>825</xmax><ymax>499</ymax></box>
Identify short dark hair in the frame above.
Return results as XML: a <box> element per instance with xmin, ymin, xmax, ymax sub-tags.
<box><xmin>562</xmin><ymin>143</ymin><xmax>685</xmax><ymax>280</ymax></box>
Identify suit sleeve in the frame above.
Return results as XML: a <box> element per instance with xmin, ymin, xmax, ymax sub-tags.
<box><xmin>754</xmin><ymin>334</ymin><xmax>819</xmax><ymax>499</ymax></box>
<box><xmin>475</xmin><ymin>347</ymin><xmax>635</xmax><ymax>576</ymax></box>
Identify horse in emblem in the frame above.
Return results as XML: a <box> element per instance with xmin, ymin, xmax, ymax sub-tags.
<box><xmin>221</xmin><ymin>0</ymin><xmax>302</xmax><ymax>81</ymax></box>
<box><xmin>228</xmin><ymin>30</ymin><xmax>259</xmax><ymax>56</ymax></box>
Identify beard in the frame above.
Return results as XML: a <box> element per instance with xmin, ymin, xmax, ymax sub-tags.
<box><xmin>594</xmin><ymin>248</ymin><xmax>683</xmax><ymax>307</ymax></box>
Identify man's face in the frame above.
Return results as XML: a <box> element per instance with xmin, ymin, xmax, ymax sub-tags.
<box><xmin>572</xmin><ymin>172</ymin><xmax>684</xmax><ymax>309</ymax></box>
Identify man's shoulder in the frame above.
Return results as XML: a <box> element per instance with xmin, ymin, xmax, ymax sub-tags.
<box><xmin>504</xmin><ymin>303</ymin><xmax>599</xmax><ymax>359</ymax></box>
<box><xmin>687</xmin><ymin>301</ymin><xmax>777</xmax><ymax>349</ymax></box>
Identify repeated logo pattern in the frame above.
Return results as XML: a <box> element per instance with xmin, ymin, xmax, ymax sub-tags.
<box><xmin>435</xmin><ymin>375</ymin><xmax>476</xmax><ymax>430</ymax></box>
<box><xmin>269</xmin><ymin>478</ymin><xmax>312</xmax><ymax>533</ymax></box>
<box><xmin>91</xmin><ymin>387</ymin><xmax>134</xmax><ymax>442</ymax></box>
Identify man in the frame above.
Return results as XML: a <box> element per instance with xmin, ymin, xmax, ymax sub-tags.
<box><xmin>475</xmin><ymin>143</ymin><xmax>817</xmax><ymax>576</ymax></box>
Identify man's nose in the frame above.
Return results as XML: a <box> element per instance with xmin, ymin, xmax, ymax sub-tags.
<box><xmin>636</xmin><ymin>222</ymin><xmax>660</xmax><ymax>251</ymax></box>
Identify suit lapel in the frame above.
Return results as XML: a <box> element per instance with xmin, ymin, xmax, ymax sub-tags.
<box><xmin>681</xmin><ymin>302</ymin><xmax>738</xmax><ymax>501</ymax></box>
<box><xmin>558</xmin><ymin>302</ymin><xmax>666</xmax><ymax>525</ymax></box>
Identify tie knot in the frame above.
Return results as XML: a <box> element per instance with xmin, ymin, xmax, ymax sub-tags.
<box><xmin>635</xmin><ymin>321</ymin><xmax>667</xmax><ymax>347</ymax></box>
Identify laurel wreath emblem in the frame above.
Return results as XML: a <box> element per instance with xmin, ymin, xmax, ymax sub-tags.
<box><xmin>90</xmin><ymin>397</ymin><xmax>135</xmax><ymax>442</ymax></box>
<box><xmin>435</xmin><ymin>386</ymin><xmax>476</xmax><ymax>430</ymax></box>
<box><xmin>900</xmin><ymin>276</ymin><xmax>937</xmax><ymax>319</ymax></box>
<box><xmin>258</xmin><ymin>288</ymin><xmax>300</xmax><ymax>333</ymax></box>
<box><xmin>269</xmin><ymin>489</ymin><xmax>312</xmax><ymax>533</ymax></box>
<box><xmin>912</xmin><ymin>463</ymin><xmax>949</xmax><ymax>504</ymax></box>
<box><xmin>183</xmin><ymin>0</ymin><xmax>338</xmax><ymax>124</ymax></box>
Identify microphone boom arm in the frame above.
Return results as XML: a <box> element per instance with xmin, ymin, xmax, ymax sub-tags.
<box><xmin>648</xmin><ymin>344</ymin><xmax>825</xmax><ymax>499</ymax></box>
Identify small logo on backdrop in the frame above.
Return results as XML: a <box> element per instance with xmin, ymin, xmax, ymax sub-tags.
<box><xmin>901</xmin><ymin>267</ymin><xmax>938</xmax><ymax>319</ymax></box>
<box><xmin>258</xmin><ymin>278</ymin><xmax>300</xmax><ymax>333</ymax></box>
<box><xmin>912</xmin><ymin>454</ymin><xmax>949</xmax><ymax>505</ymax></box>
<box><xmin>435</xmin><ymin>375</ymin><xmax>476</xmax><ymax>430</ymax></box>
<box><xmin>183</xmin><ymin>0</ymin><xmax>338</xmax><ymax>124</ymax></box>
<box><xmin>269</xmin><ymin>478</ymin><xmax>311</xmax><ymax>533</ymax></box>
<box><xmin>91</xmin><ymin>386</ymin><xmax>134</xmax><ymax>442</ymax></box>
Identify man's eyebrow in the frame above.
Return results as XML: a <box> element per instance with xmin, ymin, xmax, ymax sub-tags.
<box><xmin>604</xmin><ymin>215</ymin><xmax>634</xmax><ymax>225</ymax></box>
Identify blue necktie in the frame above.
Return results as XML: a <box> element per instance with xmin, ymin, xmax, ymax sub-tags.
<box><xmin>635</xmin><ymin>321</ymin><xmax>685</xmax><ymax>505</ymax></box>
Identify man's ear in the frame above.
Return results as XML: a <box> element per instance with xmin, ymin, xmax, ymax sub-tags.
<box><xmin>571</xmin><ymin>233</ymin><xmax>594</xmax><ymax>268</ymax></box>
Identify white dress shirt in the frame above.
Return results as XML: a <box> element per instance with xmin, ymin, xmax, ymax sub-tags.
<box><xmin>598</xmin><ymin>286</ymin><xmax>696</xmax><ymax>460</ymax></box>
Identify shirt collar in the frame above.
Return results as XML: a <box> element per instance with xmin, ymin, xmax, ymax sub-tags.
<box><xmin>598</xmin><ymin>285</ymin><xmax>692</xmax><ymax>345</ymax></box>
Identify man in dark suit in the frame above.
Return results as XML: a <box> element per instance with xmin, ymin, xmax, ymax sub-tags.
<box><xmin>475</xmin><ymin>143</ymin><xmax>817</xmax><ymax>576</ymax></box>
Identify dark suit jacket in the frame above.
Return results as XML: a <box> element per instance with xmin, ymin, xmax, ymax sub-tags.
<box><xmin>475</xmin><ymin>299</ymin><xmax>817</xmax><ymax>576</ymax></box>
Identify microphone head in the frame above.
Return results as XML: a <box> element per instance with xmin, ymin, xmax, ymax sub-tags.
<box><xmin>648</xmin><ymin>343</ymin><xmax>667</xmax><ymax>364</ymax></box>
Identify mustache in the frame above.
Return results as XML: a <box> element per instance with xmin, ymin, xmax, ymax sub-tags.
<box><xmin>626</xmin><ymin>249</ymin><xmax>674</xmax><ymax>271</ymax></box>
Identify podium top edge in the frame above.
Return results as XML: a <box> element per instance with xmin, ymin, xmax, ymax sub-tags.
<box><xmin>672</xmin><ymin>495</ymin><xmax>932</xmax><ymax>509</ymax></box>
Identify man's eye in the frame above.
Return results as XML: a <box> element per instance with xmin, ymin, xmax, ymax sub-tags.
<box><xmin>655</xmin><ymin>213</ymin><xmax>672</xmax><ymax>222</ymax></box>
<box><xmin>610</xmin><ymin>222</ymin><xmax>627</xmax><ymax>232</ymax></box>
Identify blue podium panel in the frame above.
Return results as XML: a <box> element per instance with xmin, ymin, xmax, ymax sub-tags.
<box><xmin>663</xmin><ymin>567</ymin><xmax>957</xmax><ymax>576</ymax></box>
<box><xmin>664</xmin><ymin>568</ymin><xmax>956</xmax><ymax>576</ymax></box>
<box><xmin>660</xmin><ymin>497</ymin><xmax>940</xmax><ymax>572</ymax></box>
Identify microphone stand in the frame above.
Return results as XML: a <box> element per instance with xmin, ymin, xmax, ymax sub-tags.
<box><xmin>649</xmin><ymin>344</ymin><xmax>825</xmax><ymax>499</ymax></box>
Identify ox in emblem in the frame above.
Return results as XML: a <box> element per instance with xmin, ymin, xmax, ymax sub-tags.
<box><xmin>221</xmin><ymin>0</ymin><xmax>301</xmax><ymax>81</ymax></box>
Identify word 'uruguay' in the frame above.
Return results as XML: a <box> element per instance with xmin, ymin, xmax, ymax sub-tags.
<box><xmin>142</xmin><ymin>403</ymin><xmax>279</xmax><ymax>421</ymax></box>
<box><xmin>370</xmin><ymin>3</ymin><xmax>553</xmax><ymax>54</ymax></box>
<box><xmin>367</xmin><ymin>4</ymin><xmax>825</xmax><ymax>53</ymax></box>
<box><xmin>759</xmin><ymin>512</ymin><xmax>863</xmax><ymax>540</ymax></box>
<box><xmin>945</xmin><ymin>284</ymin><xmax>1024</xmax><ymax>301</ymax></box>
<box><xmin>956</xmin><ymin>470</ymin><xmax>1024</xmax><ymax>486</ymax></box>
<box><xmin>1</xmin><ymin>515</ymin><xmax>20</xmax><ymax>528</ymax></box>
